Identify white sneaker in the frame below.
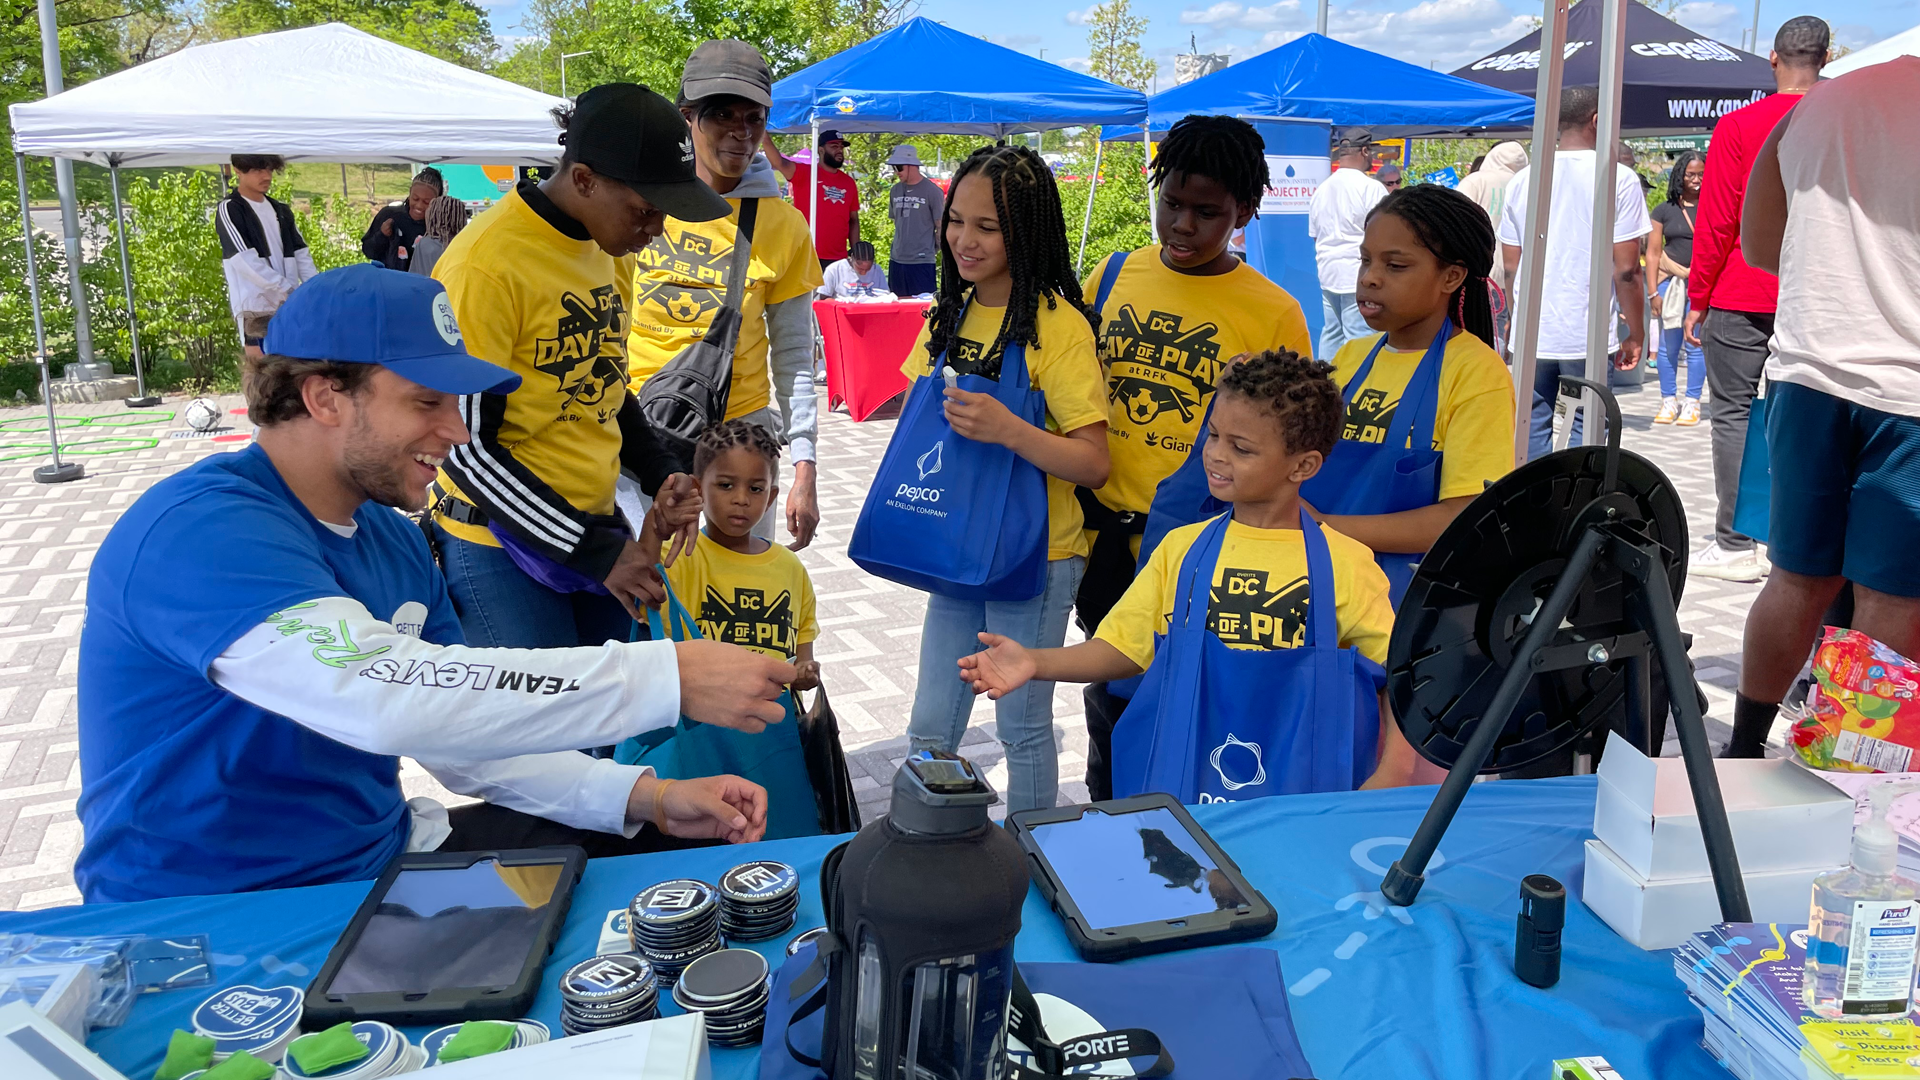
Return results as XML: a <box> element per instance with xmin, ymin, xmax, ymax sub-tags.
<box><xmin>1677</xmin><ymin>398</ymin><xmax>1702</xmax><ymax>426</ymax></box>
<box><xmin>1654</xmin><ymin>396</ymin><xmax>1678</xmax><ymax>424</ymax></box>
<box><xmin>1691</xmin><ymin>542</ymin><xmax>1767</xmax><ymax>583</ymax></box>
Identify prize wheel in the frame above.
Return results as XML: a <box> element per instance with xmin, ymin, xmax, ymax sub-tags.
<box><xmin>1386</xmin><ymin>444</ymin><xmax>1689</xmax><ymax>774</ymax></box>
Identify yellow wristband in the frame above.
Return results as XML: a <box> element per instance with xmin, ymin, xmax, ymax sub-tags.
<box><xmin>651</xmin><ymin>778</ymin><xmax>678</xmax><ymax>833</ymax></box>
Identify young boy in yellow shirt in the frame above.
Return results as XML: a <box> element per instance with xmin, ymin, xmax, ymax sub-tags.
<box><xmin>958</xmin><ymin>350</ymin><xmax>1418</xmax><ymax>799</ymax></box>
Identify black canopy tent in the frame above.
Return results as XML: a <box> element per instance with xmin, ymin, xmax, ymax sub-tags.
<box><xmin>1452</xmin><ymin>0</ymin><xmax>1776</xmax><ymax>135</ymax></box>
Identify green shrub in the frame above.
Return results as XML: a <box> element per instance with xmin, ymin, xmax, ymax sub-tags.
<box><xmin>124</xmin><ymin>171</ymin><xmax>241</xmax><ymax>393</ymax></box>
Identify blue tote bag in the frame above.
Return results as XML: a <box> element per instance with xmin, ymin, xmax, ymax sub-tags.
<box><xmin>1733</xmin><ymin>389</ymin><xmax>1770</xmax><ymax>541</ymax></box>
<box><xmin>1133</xmin><ymin>393</ymin><xmax>1228</xmax><ymax>574</ymax></box>
<box><xmin>1112</xmin><ymin>510</ymin><xmax>1385</xmax><ymax>802</ymax></box>
<box><xmin>614</xmin><ymin>580</ymin><xmax>822</xmax><ymax>841</ymax></box>
<box><xmin>848</xmin><ymin>317</ymin><xmax>1049</xmax><ymax>601</ymax></box>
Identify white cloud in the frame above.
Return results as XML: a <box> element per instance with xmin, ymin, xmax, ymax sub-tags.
<box><xmin>1180</xmin><ymin>0</ymin><xmax>1304</xmax><ymax>30</ymax></box>
<box><xmin>1257</xmin><ymin>28</ymin><xmax>1307</xmax><ymax>50</ymax></box>
<box><xmin>1065</xmin><ymin>4</ymin><xmax>1102</xmax><ymax>26</ymax></box>
<box><xmin>1326</xmin><ymin>0</ymin><xmax>1535</xmax><ymax>72</ymax></box>
<box><xmin>1670</xmin><ymin>2</ymin><xmax>1742</xmax><ymax>40</ymax></box>
<box><xmin>1832</xmin><ymin>24</ymin><xmax>1880</xmax><ymax>53</ymax></box>
<box><xmin>986</xmin><ymin>32</ymin><xmax>1044</xmax><ymax>50</ymax></box>
<box><xmin>1060</xmin><ymin>56</ymin><xmax>1093</xmax><ymax>73</ymax></box>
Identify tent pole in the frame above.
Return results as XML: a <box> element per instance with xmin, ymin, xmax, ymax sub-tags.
<box><xmin>1579</xmin><ymin>0</ymin><xmax>1628</xmax><ymax>447</ymax></box>
<box><xmin>1506</xmin><ymin>0</ymin><xmax>1570</xmax><ymax>466</ymax></box>
<box><xmin>109</xmin><ymin>162</ymin><xmax>159</xmax><ymax>408</ymax></box>
<box><xmin>1144</xmin><ymin>135</ymin><xmax>1156</xmax><ymax>238</ymax></box>
<box><xmin>16</xmin><ymin>152</ymin><xmax>82</xmax><ymax>484</ymax></box>
<box><xmin>1077</xmin><ymin>136</ymin><xmax>1104</xmax><ymax>275</ymax></box>
<box><xmin>808</xmin><ymin>116</ymin><xmax>820</xmax><ymax>259</ymax></box>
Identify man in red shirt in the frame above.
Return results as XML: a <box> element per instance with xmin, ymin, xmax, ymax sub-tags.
<box><xmin>762</xmin><ymin>128</ymin><xmax>861</xmax><ymax>268</ymax></box>
<box><xmin>1684</xmin><ymin>16</ymin><xmax>1828</xmax><ymax>586</ymax></box>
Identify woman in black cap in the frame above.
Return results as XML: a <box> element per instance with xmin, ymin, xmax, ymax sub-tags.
<box><xmin>429</xmin><ymin>83</ymin><xmax>733</xmax><ymax>650</ymax></box>
<box><xmin>626</xmin><ymin>40</ymin><xmax>826</xmax><ymax>551</ymax></box>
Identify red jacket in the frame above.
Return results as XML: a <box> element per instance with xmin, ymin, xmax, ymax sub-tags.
<box><xmin>1689</xmin><ymin>91</ymin><xmax>1802</xmax><ymax>314</ymax></box>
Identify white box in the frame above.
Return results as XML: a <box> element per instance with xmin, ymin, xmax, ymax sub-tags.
<box><xmin>1593</xmin><ymin>730</ymin><xmax>1853</xmax><ymax>880</ymax></box>
<box><xmin>1582</xmin><ymin>839</ymin><xmax>1823</xmax><ymax>950</ymax></box>
<box><xmin>428</xmin><ymin>1011</ymin><xmax>708</xmax><ymax>1080</ymax></box>
<box><xmin>0</xmin><ymin>1001</ymin><xmax>128</xmax><ymax>1080</ymax></box>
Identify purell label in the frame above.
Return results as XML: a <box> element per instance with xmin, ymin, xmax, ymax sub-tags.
<box><xmin>1842</xmin><ymin>900</ymin><xmax>1920</xmax><ymax>1012</ymax></box>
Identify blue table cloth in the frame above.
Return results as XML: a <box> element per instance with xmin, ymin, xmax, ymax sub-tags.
<box><xmin>0</xmin><ymin>777</ymin><xmax>1721</xmax><ymax>1079</ymax></box>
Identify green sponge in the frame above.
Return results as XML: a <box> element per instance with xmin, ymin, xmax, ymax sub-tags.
<box><xmin>286</xmin><ymin>1023</ymin><xmax>370</xmax><ymax>1075</ymax></box>
<box><xmin>436</xmin><ymin>1021</ymin><xmax>516</xmax><ymax>1063</ymax></box>
<box><xmin>154</xmin><ymin>1030</ymin><xmax>216</xmax><ymax>1080</ymax></box>
<box><xmin>199</xmin><ymin>1051</ymin><xmax>276</xmax><ymax>1080</ymax></box>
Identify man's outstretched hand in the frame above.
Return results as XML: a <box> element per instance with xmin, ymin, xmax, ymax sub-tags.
<box><xmin>676</xmin><ymin>640</ymin><xmax>793</xmax><ymax>733</ymax></box>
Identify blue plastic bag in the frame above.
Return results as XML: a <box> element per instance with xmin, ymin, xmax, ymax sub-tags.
<box><xmin>1733</xmin><ymin>391</ymin><xmax>1770</xmax><ymax>542</ymax></box>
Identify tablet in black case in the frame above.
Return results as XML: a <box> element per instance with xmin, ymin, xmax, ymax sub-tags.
<box><xmin>303</xmin><ymin>847</ymin><xmax>586</xmax><ymax>1028</ymax></box>
<box><xmin>1008</xmin><ymin>794</ymin><xmax>1277</xmax><ymax>962</ymax></box>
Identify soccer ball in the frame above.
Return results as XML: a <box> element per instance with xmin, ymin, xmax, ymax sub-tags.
<box><xmin>184</xmin><ymin>397</ymin><xmax>223</xmax><ymax>432</ymax></box>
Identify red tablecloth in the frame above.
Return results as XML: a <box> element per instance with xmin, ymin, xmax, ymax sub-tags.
<box><xmin>815</xmin><ymin>298</ymin><xmax>926</xmax><ymax>421</ymax></box>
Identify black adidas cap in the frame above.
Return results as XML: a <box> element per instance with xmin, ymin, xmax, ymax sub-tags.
<box><xmin>565</xmin><ymin>83</ymin><xmax>731</xmax><ymax>223</ymax></box>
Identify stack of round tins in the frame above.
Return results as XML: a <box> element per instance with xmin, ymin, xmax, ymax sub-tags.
<box><xmin>718</xmin><ymin>861</ymin><xmax>800</xmax><ymax>943</ymax></box>
<box><xmin>283</xmin><ymin>1021</ymin><xmax>424</xmax><ymax>1078</ymax></box>
<box><xmin>628</xmin><ymin>879</ymin><xmax>722</xmax><ymax>986</ymax></box>
<box><xmin>420</xmin><ymin>1020</ymin><xmax>548</xmax><ymax>1066</ymax></box>
<box><xmin>557</xmin><ymin>953</ymin><xmax>660</xmax><ymax>1036</ymax></box>
<box><xmin>190</xmin><ymin>984</ymin><xmax>303</xmax><ymax>1063</ymax></box>
<box><xmin>669</xmin><ymin>949</ymin><xmax>771</xmax><ymax>1048</ymax></box>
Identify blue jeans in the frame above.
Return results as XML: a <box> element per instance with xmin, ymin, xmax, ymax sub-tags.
<box><xmin>434</xmin><ymin>524</ymin><xmax>633</xmax><ymax>649</ymax></box>
<box><xmin>1528</xmin><ymin>357</ymin><xmax>1616</xmax><ymax>461</ymax></box>
<box><xmin>1657</xmin><ymin>282</ymin><xmax>1705</xmax><ymax>399</ymax></box>
<box><xmin>1319</xmin><ymin>289</ymin><xmax>1374</xmax><ymax>359</ymax></box>
<box><xmin>907</xmin><ymin>556</ymin><xmax>1085</xmax><ymax>814</ymax></box>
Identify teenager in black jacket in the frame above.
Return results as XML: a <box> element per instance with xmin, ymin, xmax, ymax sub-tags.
<box><xmin>360</xmin><ymin>167</ymin><xmax>443</xmax><ymax>271</ymax></box>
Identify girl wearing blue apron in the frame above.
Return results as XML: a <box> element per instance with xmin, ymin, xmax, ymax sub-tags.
<box><xmin>851</xmin><ymin>145</ymin><xmax>1110</xmax><ymax>815</ymax></box>
<box><xmin>951</xmin><ymin>350</ymin><xmax>1420</xmax><ymax>799</ymax></box>
<box><xmin>1298</xmin><ymin>184</ymin><xmax>1517</xmax><ymax>609</ymax></box>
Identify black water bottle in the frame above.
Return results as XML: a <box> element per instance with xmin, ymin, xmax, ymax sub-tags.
<box><xmin>822</xmin><ymin>751</ymin><xmax>1029</xmax><ymax>1080</ymax></box>
<box><xmin>1515</xmin><ymin>874</ymin><xmax>1565</xmax><ymax>989</ymax></box>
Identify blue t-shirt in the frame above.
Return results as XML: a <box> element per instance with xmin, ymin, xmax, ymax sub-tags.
<box><xmin>76</xmin><ymin>444</ymin><xmax>462</xmax><ymax>903</ymax></box>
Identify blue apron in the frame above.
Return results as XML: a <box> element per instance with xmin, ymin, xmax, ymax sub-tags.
<box><xmin>1298</xmin><ymin>321</ymin><xmax>1449</xmax><ymax>605</ymax></box>
<box><xmin>1132</xmin><ymin>393</ymin><xmax>1228</xmax><ymax>575</ymax></box>
<box><xmin>1111</xmin><ymin>510</ymin><xmax>1385</xmax><ymax>803</ymax></box>
<box><xmin>848</xmin><ymin>312</ymin><xmax>1049</xmax><ymax>601</ymax></box>
<box><xmin>614</xmin><ymin>579</ymin><xmax>822</xmax><ymax>841</ymax></box>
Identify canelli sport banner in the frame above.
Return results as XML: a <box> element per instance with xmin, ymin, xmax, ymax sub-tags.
<box><xmin>1451</xmin><ymin>1</ymin><xmax>1776</xmax><ymax>134</ymax></box>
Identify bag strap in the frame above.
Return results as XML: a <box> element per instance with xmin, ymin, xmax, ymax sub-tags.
<box><xmin>1298</xmin><ymin>508</ymin><xmax>1337</xmax><ymax>650</ymax></box>
<box><xmin>1092</xmin><ymin>251</ymin><xmax>1128</xmax><ymax>314</ymax></box>
<box><xmin>1006</xmin><ymin>967</ymin><xmax>1174</xmax><ymax>1079</ymax></box>
<box><xmin>722</xmin><ymin>199</ymin><xmax>759</xmax><ymax>312</ymax></box>
<box><xmin>633</xmin><ymin>570</ymin><xmax>701</xmax><ymax>644</ymax></box>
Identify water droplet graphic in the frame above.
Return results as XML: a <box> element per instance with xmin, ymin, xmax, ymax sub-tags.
<box><xmin>1285</xmin><ymin>165</ymin><xmax>1297</xmax><ymax>178</ymax></box>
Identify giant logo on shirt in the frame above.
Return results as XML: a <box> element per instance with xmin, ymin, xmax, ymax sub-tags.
<box><xmin>634</xmin><ymin>230</ymin><xmax>732</xmax><ymax>331</ymax></box>
<box><xmin>533</xmin><ymin>285</ymin><xmax>628</xmax><ymax>422</ymax></box>
<box><xmin>1101</xmin><ymin>305</ymin><xmax>1222</xmax><ymax>434</ymax></box>
<box><xmin>697</xmin><ymin>586</ymin><xmax>798</xmax><ymax>657</ymax></box>
<box><xmin>1207</xmin><ymin>568</ymin><xmax>1310</xmax><ymax>649</ymax></box>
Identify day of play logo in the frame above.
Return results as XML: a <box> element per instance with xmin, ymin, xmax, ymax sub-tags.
<box><xmin>1100</xmin><ymin>305</ymin><xmax>1221</xmax><ymax>431</ymax></box>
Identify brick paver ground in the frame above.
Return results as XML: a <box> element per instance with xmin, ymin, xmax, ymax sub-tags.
<box><xmin>0</xmin><ymin>375</ymin><xmax>1766</xmax><ymax>910</ymax></box>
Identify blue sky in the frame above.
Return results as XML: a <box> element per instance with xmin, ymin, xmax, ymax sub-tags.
<box><xmin>488</xmin><ymin>1</ymin><xmax>1914</xmax><ymax>81</ymax></box>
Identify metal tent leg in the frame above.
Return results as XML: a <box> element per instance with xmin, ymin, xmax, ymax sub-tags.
<box><xmin>15</xmin><ymin>152</ymin><xmax>82</xmax><ymax>484</ymax></box>
<box><xmin>1077</xmin><ymin>137</ymin><xmax>1104</xmax><ymax>275</ymax></box>
<box><xmin>109</xmin><ymin>163</ymin><xmax>159</xmax><ymax>408</ymax></box>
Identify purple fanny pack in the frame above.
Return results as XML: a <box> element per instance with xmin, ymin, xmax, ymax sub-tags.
<box><xmin>488</xmin><ymin>523</ymin><xmax>609</xmax><ymax>595</ymax></box>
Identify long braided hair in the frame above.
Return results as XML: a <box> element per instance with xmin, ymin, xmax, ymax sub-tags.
<box><xmin>1666</xmin><ymin>150</ymin><xmax>1704</xmax><ymax>206</ymax></box>
<box><xmin>925</xmin><ymin>145</ymin><xmax>1096</xmax><ymax>375</ymax></box>
<box><xmin>1366</xmin><ymin>184</ymin><xmax>1499</xmax><ymax>348</ymax></box>
<box><xmin>424</xmin><ymin>196</ymin><xmax>469</xmax><ymax>242</ymax></box>
<box><xmin>1149</xmin><ymin>114</ymin><xmax>1269</xmax><ymax>209</ymax></box>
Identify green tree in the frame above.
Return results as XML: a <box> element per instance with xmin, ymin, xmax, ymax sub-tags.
<box><xmin>125</xmin><ymin>170</ymin><xmax>241</xmax><ymax>392</ymax></box>
<box><xmin>200</xmin><ymin>0</ymin><xmax>496</xmax><ymax>69</ymax></box>
<box><xmin>1081</xmin><ymin>0</ymin><xmax>1154</xmax><ymax>91</ymax></box>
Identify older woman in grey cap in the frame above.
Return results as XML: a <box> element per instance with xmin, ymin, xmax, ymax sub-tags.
<box><xmin>884</xmin><ymin>144</ymin><xmax>944</xmax><ymax>296</ymax></box>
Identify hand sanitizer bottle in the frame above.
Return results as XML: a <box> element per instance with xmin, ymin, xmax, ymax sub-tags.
<box><xmin>1805</xmin><ymin>782</ymin><xmax>1920</xmax><ymax>1019</ymax></box>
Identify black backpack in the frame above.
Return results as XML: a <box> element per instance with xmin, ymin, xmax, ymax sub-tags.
<box><xmin>633</xmin><ymin>199</ymin><xmax>760</xmax><ymax>472</ymax></box>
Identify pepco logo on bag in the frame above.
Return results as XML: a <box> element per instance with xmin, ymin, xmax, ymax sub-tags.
<box><xmin>917</xmin><ymin>440</ymin><xmax>944</xmax><ymax>481</ymax></box>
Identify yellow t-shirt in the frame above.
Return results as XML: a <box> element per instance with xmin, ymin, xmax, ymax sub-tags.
<box><xmin>900</xmin><ymin>295</ymin><xmax>1108</xmax><ymax>561</ymax></box>
<box><xmin>665</xmin><ymin>531</ymin><xmax>818</xmax><ymax>661</ymax></box>
<box><xmin>1082</xmin><ymin>247</ymin><xmax>1314</xmax><ymax>516</ymax></box>
<box><xmin>1328</xmin><ymin>331</ymin><xmax>1517</xmax><ymax>501</ymax></box>
<box><xmin>1096</xmin><ymin>515</ymin><xmax>1394</xmax><ymax>671</ymax></box>
<box><xmin>627</xmin><ymin>197</ymin><xmax>822</xmax><ymax>418</ymax></box>
<box><xmin>432</xmin><ymin>187</ymin><xmax>634</xmax><ymax>549</ymax></box>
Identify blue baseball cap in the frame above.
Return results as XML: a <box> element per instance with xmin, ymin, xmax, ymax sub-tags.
<box><xmin>263</xmin><ymin>264</ymin><xmax>521</xmax><ymax>394</ymax></box>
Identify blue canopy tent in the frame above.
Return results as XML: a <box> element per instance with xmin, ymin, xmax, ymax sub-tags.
<box><xmin>1111</xmin><ymin>33</ymin><xmax>1535</xmax><ymax>140</ymax></box>
<box><xmin>769</xmin><ymin>17</ymin><xmax>1148</xmax><ymax>265</ymax></box>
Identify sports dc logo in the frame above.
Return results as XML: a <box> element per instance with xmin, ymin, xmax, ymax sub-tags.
<box><xmin>1207</xmin><ymin>733</ymin><xmax>1267</xmax><ymax>794</ymax></box>
<box><xmin>835</xmin><ymin>96</ymin><xmax>855</xmax><ymax>114</ymax></box>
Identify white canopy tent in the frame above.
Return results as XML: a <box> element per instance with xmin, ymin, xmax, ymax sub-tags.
<box><xmin>1825</xmin><ymin>25</ymin><xmax>1920</xmax><ymax>77</ymax></box>
<box><xmin>8</xmin><ymin>23</ymin><xmax>569</xmax><ymax>481</ymax></box>
<box><xmin>8</xmin><ymin>23</ymin><xmax>570</xmax><ymax>166</ymax></box>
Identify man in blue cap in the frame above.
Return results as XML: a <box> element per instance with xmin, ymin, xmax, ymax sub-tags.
<box><xmin>74</xmin><ymin>265</ymin><xmax>793</xmax><ymax>904</ymax></box>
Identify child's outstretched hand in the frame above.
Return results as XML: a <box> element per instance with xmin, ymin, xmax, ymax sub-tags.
<box><xmin>791</xmin><ymin>659</ymin><xmax>822</xmax><ymax>692</ymax></box>
<box><xmin>958</xmin><ymin>632</ymin><xmax>1036</xmax><ymax>699</ymax></box>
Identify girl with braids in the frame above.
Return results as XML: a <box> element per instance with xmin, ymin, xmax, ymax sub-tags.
<box><xmin>896</xmin><ymin>143</ymin><xmax>1110</xmax><ymax>813</ymax></box>
<box><xmin>1300</xmin><ymin>182</ymin><xmax>1516</xmax><ymax>607</ymax></box>
<box><xmin>1075</xmin><ymin>113</ymin><xmax>1314</xmax><ymax>799</ymax></box>
<box><xmin>408</xmin><ymin>195</ymin><xmax>470</xmax><ymax>279</ymax></box>
<box><xmin>959</xmin><ymin>349</ymin><xmax>1418</xmax><ymax>798</ymax></box>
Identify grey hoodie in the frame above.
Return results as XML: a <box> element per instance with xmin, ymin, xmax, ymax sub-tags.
<box><xmin>718</xmin><ymin>155</ymin><xmax>819</xmax><ymax>463</ymax></box>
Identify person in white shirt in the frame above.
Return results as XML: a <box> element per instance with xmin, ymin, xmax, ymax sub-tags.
<box><xmin>1498</xmin><ymin>85</ymin><xmax>1650</xmax><ymax>460</ymax></box>
<box><xmin>817</xmin><ymin>240</ymin><xmax>891</xmax><ymax>299</ymax></box>
<box><xmin>1307</xmin><ymin>128</ymin><xmax>1388</xmax><ymax>357</ymax></box>
<box><xmin>215</xmin><ymin>154</ymin><xmax>319</xmax><ymax>360</ymax></box>
<box><xmin>1725</xmin><ymin>56</ymin><xmax>1920</xmax><ymax>759</ymax></box>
